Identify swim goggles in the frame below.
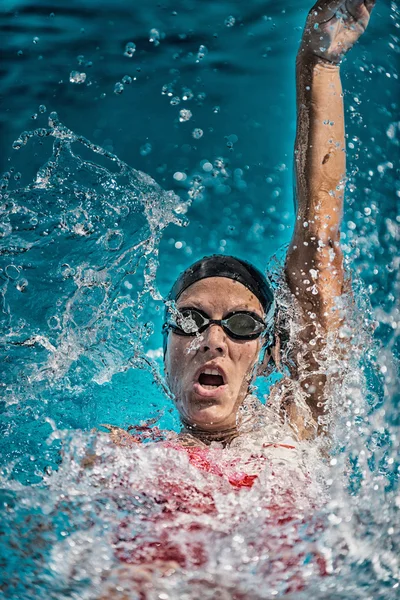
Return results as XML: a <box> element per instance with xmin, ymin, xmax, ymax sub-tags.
<box><xmin>163</xmin><ymin>307</ymin><xmax>268</xmax><ymax>341</ymax></box>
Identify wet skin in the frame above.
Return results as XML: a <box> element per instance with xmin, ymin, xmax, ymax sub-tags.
<box><xmin>164</xmin><ymin>277</ymin><xmax>266</xmax><ymax>433</ymax></box>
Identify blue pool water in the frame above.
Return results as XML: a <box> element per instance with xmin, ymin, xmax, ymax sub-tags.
<box><xmin>0</xmin><ymin>1</ymin><xmax>399</xmax><ymax>599</ymax></box>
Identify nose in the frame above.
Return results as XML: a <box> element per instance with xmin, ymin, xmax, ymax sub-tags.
<box><xmin>199</xmin><ymin>323</ymin><xmax>228</xmax><ymax>355</ymax></box>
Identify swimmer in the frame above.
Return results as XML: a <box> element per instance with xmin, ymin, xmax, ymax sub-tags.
<box><xmin>160</xmin><ymin>0</ymin><xmax>376</xmax><ymax>446</ymax></box>
<box><xmin>99</xmin><ymin>2</ymin><xmax>376</xmax><ymax>595</ymax></box>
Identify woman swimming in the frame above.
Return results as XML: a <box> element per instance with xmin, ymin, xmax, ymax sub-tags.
<box><xmin>158</xmin><ymin>0</ymin><xmax>376</xmax><ymax>446</ymax></box>
<box><xmin>100</xmin><ymin>1</ymin><xmax>376</xmax><ymax>594</ymax></box>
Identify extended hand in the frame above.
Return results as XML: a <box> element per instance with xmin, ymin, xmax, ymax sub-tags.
<box><xmin>300</xmin><ymin>0</ymin><xmax>376</xmax><ymax>64</ymax></box>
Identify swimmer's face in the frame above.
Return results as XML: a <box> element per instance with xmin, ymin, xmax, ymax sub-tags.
<box><xmin>164</xmin><ymin>277</ymin><xmax>265</xmax><ymax>433</ymax></box>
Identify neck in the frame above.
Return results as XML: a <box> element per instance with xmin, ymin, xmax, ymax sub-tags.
<box><xmin>180</xmin><ymin>419</ymin><xmax>239</xmax><ymax>447</ymax></box>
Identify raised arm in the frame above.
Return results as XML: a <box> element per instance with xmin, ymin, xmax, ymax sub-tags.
<box><xmin>283</xmin><ymin>0</ymin><xmax>375</xmax><ymax>432</ymax></box>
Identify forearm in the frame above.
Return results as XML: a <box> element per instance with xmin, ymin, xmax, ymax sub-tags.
<box><xmin>294</xmin><ymin>54</ymin><xmax>345</xmax><ymax>242</ymax></box>
<box><xmin>286</xmin><ymin>55</ymin><xmax>346</xmax><ymax>328</ymax></box>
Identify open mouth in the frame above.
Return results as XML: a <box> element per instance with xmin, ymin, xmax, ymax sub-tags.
<box><xmin>197</xmin><ymin>368</ymin><xmax>225</xmax><ymax>390</ymax></box>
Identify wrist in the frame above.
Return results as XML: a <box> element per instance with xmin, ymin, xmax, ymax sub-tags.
<box><xmin>296</xmin><ymin>46</ymin><xmax>341</xmax><ymax>70</ymax></box>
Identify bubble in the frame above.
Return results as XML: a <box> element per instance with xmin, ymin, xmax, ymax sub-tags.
<box><xmin>192</xmin><ymin>128</ymin><xmax>203</xmax><ymax>139</ymax></box>
<box><xmin>114</xmin><ymin>82</ymin><xmax>124</xmax><ymax>95</ymax></box>
<box><xmin>124</xmin><ymin>42</ymin><xmax>136</xmax><ymax>57</ymax></box>
<box><xmin>39</xmin><ymin>104</ymin><xmax>47</xmax><ymax>114</ymax></box>
<box><xmin>33</xmin><ymin>36</ymin><xmax>40</xmax><ymax>44</ymax></box>
<box><xmin>196</xmin><ymin>45</ymin><xmax>208</xmax><ymax>63</ymax></box>
<box><xmin>122</xmin><ymin>75</ymin><xmax>133</xmax><ymax>85</ymax></box>
<box><xmin>225</xmin><ymin>16</ymin><xmax>236</xmax><ymax>27</ymax></box>
<box><xmin>140</xmin><ymin>143</ymin><xmax>152</xmax><ymax>156</ymax></box>
<box><xmin>179</xmin><ymin>109</ymin><xmax>192</xmax><ymax>122</ymax></box>
<box><xmin>170</xmin><ymin>96</ymin><xmax>180</xmax><ymax>106</ymax></box>
<box><xmin>213</xmin><ymin>106</ymin><xmax>220</xmax><ymax>114</ymax></box>
<box><xmin>69</xmin><ymin>71</ymin><xmax>86</xmax><ymax>84</ymax></box>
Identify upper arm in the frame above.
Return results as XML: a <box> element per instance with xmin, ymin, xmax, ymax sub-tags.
<box><xmin>280</xmin><ymin>208</ymin><xmax>347</xmax><ymax>434</ymax></box>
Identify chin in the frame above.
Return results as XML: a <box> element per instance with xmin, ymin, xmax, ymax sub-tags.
<box><xmin>185</xmin><ymin>404</ymin><xmax>236</xmax><ymax>431</ymax></box>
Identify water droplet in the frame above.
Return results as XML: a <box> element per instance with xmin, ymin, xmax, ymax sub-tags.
<box><xmin>173</xmin><ymin>172</ymin><xmax>187</xmax><ymax>182</ymax></box>
<box><xmin>140</xmin><ymin>142</ymin><xmax>152</xmax><ymax>156</ymax></box>
<box><xmin>192</xmin><ymin>128</ymin><xmax>203</xmax><ymax>139</ymax></box>
<box><xmin>149</xmin><ymin>28</ymin><xmax>160</xmax><ymax>46</ymax></box>
<box><xmin>386</xmin><ymin>121</ymin><xmax>400</xmax><ymax>142</ymax></box>
<box><xmin>48</xmin><ymin>111</ymin><xmax>59</xmax><ymax>127</ymax></box>
<box><xmin>5</xmin><ymin>265</ymin><xmax>20</xmax><ymax>280</ymax></box>
<box><xmin>202</xmin><ymin>161</ymin><xmax>213</xmax><ymax>172</ymax></box>
<box><xmin>162</xmin><ymin>83</ymin><xmax>174</xmax><ymax>96</ymax></box>
<box><xmin>69</xmin><ymin>71</ymin><xmax>86</xmax><ymax>84</ymax></box>
<box><xmin>182</xmin><ymin>87</ymin><xmax>193</xmax><ymax>101</ymax></box>
<box><xmin>179</xmin><ymin>109</ymin><xmax>192</xmax><ymax>122</ymax></box>
<box><xmin>48</xmin><ymin>316</ymin><xmax>60</xmax><ymax>330</ymax></box>
<box><xmin>196</xmin><ymin>45</ymin><xmax>208</xmax><ymax>62</ymax></box>
<box><xmin>225</xmin><ymin>16</ymin><xmax>236</xmax><ymax>27</ymax></box>
<box><xmin>124</xmin><ymin>42</ymin><xmax>136</xmax><ymax>57</ymax></box>
<box><xmin>104</xmin><ymin>229</ymin><xmax>124</xmax><ymax>251</ymax></box>
<box><xmin>16</xmin><ymin>278</ymin><xmax>28</xmax><ymax>292</ymax></box>
<box><xmin>114</xmin><ymin>82</ymin><xmax>124</xmax><ymax>95</ymax></box>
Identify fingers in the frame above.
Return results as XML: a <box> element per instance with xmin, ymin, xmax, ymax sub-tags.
<box><xmin>309</xmin><ymin>0</ymin><xmax>345</xmax><ymax>19</ymax></box>
<box><xmin>346</xmin><ymin>0</ymin><xmax>373</xmax><ymax>27</ymax></box>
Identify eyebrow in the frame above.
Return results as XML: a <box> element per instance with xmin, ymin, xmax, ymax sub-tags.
<box><xmin>177</xmin><ymin>303</ymin><xmax>264</xmax><ymax>317</ymax></box>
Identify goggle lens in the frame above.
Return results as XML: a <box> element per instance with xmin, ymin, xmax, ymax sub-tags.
<box><xmin>167</xmin><ymin>309</ymin><xmax>266</xmax><ymax>340</ymax></box>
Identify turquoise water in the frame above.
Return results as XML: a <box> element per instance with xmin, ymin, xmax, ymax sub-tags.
<box><xmin>0</xmin><ymin>1</ymin><xmax>399</xmax><ymax>599</ymax></box>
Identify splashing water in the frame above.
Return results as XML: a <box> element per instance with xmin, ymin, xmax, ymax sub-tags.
<box><xmin>0</xmin><ymin>118</ymin><xmax>399</xmax><ymax>600</ymax></box>
<box><xmin>1</xmin><ymin>1</ymin><xmax>400</xmax><ymax>597</ymax></box>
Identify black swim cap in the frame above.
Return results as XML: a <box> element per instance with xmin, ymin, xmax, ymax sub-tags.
<box><xmin>168</xmin><ymin>254</ymin><xmax>274</xmax><ymax>310</ymax></box>
<box><xmin>163</xmin><ymin>255</ymin><xmax>274</xmax><ymax>355</ymax></box>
